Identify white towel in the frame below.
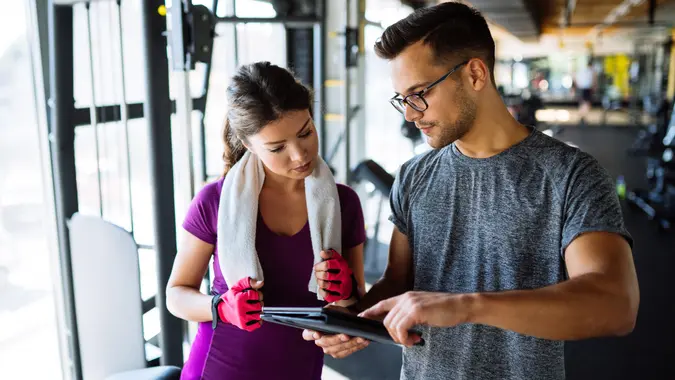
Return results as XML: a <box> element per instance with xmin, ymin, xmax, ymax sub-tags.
<box><xmin>216</xmin><ymin>150</ymin><xmax>342</xmax><ymax>299</ymax></box>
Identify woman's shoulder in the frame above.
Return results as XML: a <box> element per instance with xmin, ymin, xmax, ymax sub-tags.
<box><xmin>336</xmin><ymin>184</ymin><xmax>361</xmax><ymax>208</ymax></box>
<box><xmin>192</xmin><ymin>177</ymin><xmax>225</xmax><ymax>208</ymax></box>
<box><xmin>182</xmin><ymin>178</ymin><xmax>224</xmax><ymax>243</ymax></box>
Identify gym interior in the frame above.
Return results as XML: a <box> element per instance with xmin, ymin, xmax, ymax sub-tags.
<box><xmin>1</xmin><ymin>0</ymin><xmax>674</xmax><ymax>379</ymax></box>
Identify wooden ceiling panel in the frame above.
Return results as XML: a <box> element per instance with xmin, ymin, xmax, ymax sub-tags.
<box><xmin>622</xmin><ymin>0</ymin><xmax>672</xmax><ymax>22</ymax></box>
<box><xmin>538</xmin><ymin>0</ymin><xmax>674</xmax><ymax>35</ymax></box>
<box><xmin>572</xmin><ymin>0</ymin><xmax>623</xmax><ymax>24</ymax></box>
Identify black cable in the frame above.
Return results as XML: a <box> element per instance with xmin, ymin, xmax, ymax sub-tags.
<box><xmin>85</xmin><ymin>2</ymin><xmax>105</xmax><ymax>217</ymax></box>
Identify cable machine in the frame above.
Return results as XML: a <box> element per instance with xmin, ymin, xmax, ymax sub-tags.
<box><xmin>46</xmin><ymin>0</ymin><xmax>328</xmax><ymax>378</ymax></box>
<box><xmin>47</xmin><ymin>0</ymin><xmax>214</xmax><ymax>377</ymax></box>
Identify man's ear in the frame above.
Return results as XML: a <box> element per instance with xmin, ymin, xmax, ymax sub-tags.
<box><xmin>467</xmin><ymin>59</ymin><xmax>488</xmax><ymax>91</ymax></box>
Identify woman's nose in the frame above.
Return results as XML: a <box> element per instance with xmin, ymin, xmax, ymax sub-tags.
<box><xmin>289</xmin><ymin>144</ymin><xmax>307</xmax><ymax>162</ymax></box>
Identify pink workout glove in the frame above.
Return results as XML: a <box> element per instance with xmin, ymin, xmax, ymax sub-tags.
<box><xmin>213</xmin><ymin>277</ymin><xmax>263</xmax><ymax>332</ymax></box>
<box><xmin>315</xmin><ymin>249</ymin><xmax>355</xmax><ymax>303</ymax></box>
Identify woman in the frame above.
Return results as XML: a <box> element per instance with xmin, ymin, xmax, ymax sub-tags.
<box><xmin>166</xmin><ymin>62</ymin><xmax>367</xmax><ymax>379</ymax></box>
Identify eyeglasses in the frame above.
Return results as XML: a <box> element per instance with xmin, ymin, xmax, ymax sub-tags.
<box><xmin>389</xmin><ymin>60</ymin><xmax>469</xmax><ymax>115</ymax></box>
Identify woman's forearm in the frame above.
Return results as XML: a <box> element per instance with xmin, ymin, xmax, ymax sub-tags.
<box><xmin>166</xmin><ymin>286</ymin><xmax>214</xmax><ymax>322</ymax></box>
<box><xmin>350</xmin><ymin>276</ymin><xmax>409</xmax><ymax>313</ymax></box>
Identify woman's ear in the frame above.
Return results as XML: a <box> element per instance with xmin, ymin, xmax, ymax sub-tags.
<box><xmin>241</xmin><ymin>138</ymin><xmax>251</xmax><ymax>152</ymax></box>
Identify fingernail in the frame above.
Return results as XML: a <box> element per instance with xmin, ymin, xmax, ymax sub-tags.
<box><xmin>341</xmin><ymin>335</ymin><xmax>349</xmax><ymax>342</ymax></box>
<box><xmin>314</xmin><ymin>333</ymin><xmax>319</xmax><ymax>339</ymax></box>
<box><xmin>357</xmin><ymin>338</ymin><xmax>364</xmax><ymax>343</ymax></box>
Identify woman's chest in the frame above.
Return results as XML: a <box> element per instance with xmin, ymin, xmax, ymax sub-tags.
<box><xmin>253</xmin><ymin>222</ymin><xmax>324</xmax><ymax>307</ymax></box>
<box><xmin>258</xmin><ymin>189</ymin><xmax>308</xmax><ymax>237</ymax></box>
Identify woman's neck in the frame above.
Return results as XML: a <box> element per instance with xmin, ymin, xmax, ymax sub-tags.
<box><xmin>262</xmin><ymin>165</ymin><xmax>305</xmax><ymax>193</ymax></box>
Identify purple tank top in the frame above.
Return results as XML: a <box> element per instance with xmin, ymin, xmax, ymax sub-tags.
<box><xmin>180</xmin><ymin>178</ymin><xmax>366</xmax><ymax>380</ymax></box>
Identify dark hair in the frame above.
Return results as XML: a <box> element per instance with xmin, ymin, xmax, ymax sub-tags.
<box><xmin>222</xmin><ymin>62</ymin><xmax>313</xmax><ymax>177</ymax></box>
<box><xmin>374</xmin><ymin>2</ymin><xmax>496</xmax><ymax>85</ymax></box>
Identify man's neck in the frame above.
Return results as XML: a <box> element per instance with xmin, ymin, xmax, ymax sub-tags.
<box><xmin>454</xmin><ymin>99</ymin><xmax>530</xmax><ymax>159</ymax></box>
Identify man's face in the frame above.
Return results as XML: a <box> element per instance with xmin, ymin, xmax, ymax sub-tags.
<box><xmin>390</xmin><ymin>42</ymin><xmax>477</xmax><ymax>149</ymax></box>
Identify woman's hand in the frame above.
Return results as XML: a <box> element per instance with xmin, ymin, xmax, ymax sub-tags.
<box><xmin>303</xmin><ymin>305</ymin><xmax>370</xmax><ymax>358</ymax></box>
<box><xmin>314</xmin><ymin>249</ymin><xmax>354</xmax><ymax>303</ymax></box>
<box><xmin>217</xmin><ymin>277</ymin><xmax>264</xmax><ymax>331</ymax></box>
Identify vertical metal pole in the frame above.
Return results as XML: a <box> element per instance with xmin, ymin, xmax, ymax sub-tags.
<box><xmin>344</xmin><ymin>0</ymin><xmax>352</xmax><ymax>184</ymax></box>
<box><xmin>85</xmin><ymin>3</ymin><xmax>105</xmax><ymax>217</ymax></box>
<box><xmin>115</xmin><ymin>0</ymin><xmax>135</xmax><ymax>234</ymax></box>
<box><xmin>355</xmin><ymin>0</ymin><xmax>367</xmax><ymax>173</ymax></box>
<box><xmin>233</xmin><ymin>0</ymin><xmax>239</xmax><ymax>67</ymax></box>
<box><xmin>199</xmin><ymin>82</ymin><xmax>212</xmax><ymax>186</ymax></box>
<box><xmin>35</xmin><ymin>0</ymin><xmax>52</xmax><ymax>132</ymax></box>
<box><xmin>649</xmin><ymin>0</ymin><xmax>656</xmax><ymax>26</ymax></box>
<box><xmin>169</xmin><ymin>0</ymin><xmax>196</xmax><ymax>222</ymax></box>
<box><xmin>199</xmin><ymin>10</ymin><xmax>216</xmax><ymax>183</ymax></box>
<box><xmin>315</xmin><ymin>0</ymin><xmax>327</xmax><ymax>157</ymax></box>
<box><xmin>140</xmin><ymin>0</ymin><xmax>184</xmax><ymax>366</ymax></box>
<box><xmin>48</xmin><ymin>3</ymin><xmax>82</xmax><ymax>380</ymax></box>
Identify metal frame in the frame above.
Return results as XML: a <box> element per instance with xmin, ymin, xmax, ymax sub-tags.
<box><xmin>649</xmin><ymin>0</ymin><xmax>656</xmax><ymax>26</ymax></box>
<box><xmin>47</xmin><ymin>3</ymin><xmax>83</xmax><ymax>379</ymax></box>
<box><xmin>217</xmin><ymin>15</ymin><xmax>319</xmax><ymax>26</ymax></box>
<box><xmin>28</xmin><ymin>1</ymin><xmax>70</xmax><ymax>379</ymax></box>
<box><xmin>323</xmin><ymin>0</ymin><xmax>365</xmax><ymax>185</ymax></box>
<box><xmin>316</xmin><ymin>0</ymin><xmax>327</xmax><ymax>158</ymax></box>
<box><xmin>46</xmin><ymin>0</ymin><xmax>192</xmax><ymax>373</ymax></box>
<box><xmin>71</xmin><ymin>97</ymin><xmax>206</xmax><ymax>126</ymax></box>
<box><xmin>44</xmin><ymin>0</ymin><xmax>331</xmax><ymax>375</ymax></box>
<box><xmin>344</xmin><ymin>0</ymin><xmax>353</xmax><ymax>183</ymax></box>
<box><xmin>140</xmin><ymin>0</ymin><xmax>184</xmax><ymax>367</ymax></box>
<box><xmin>214</xmin><ymin>1</ymin><xmax>327</xmax><ymax>161</ymax></box>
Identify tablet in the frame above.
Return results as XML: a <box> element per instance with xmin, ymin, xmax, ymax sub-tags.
<box><xmin>260</xmin><ymin>307</ymin><xmax>424</xmax><ymax>347</ymax></box>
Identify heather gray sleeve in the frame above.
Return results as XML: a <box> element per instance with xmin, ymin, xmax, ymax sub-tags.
<box><xmin>389</xmin><ymin>166</ymin><xmax>409</xmax><ymax>236</ymax></box>
<box><xmin>561</xmin><ymin>152</ymin><xmax>633</xmax><ymax>253</ymax></box>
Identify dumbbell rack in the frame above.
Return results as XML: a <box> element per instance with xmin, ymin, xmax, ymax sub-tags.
<box><xmin>626</xmin><ymin>100</ymin><xmax>675</xmax><ymax>231</ymax></box>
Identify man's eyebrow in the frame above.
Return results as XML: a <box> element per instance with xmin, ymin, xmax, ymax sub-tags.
<box><xmin>394</xmin><ymin>82</ymin><xmax>431</xmax><ymax>96</ymax></box>
<box><xmin>264</xmin><ymin>118</ymin><xmax>312</xmax><ymax>145</ymax></box>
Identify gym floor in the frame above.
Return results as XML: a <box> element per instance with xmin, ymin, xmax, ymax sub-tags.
<box><xmin>323</xmin><ymin>124</ymin><xmax>675</xmax><ymax>380</ymax></box>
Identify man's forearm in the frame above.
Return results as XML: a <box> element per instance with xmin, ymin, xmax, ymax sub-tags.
<box><xmin>350</xmin><ymin>276</ymin><xmax>409</xmax><ymax>313</ymax></box>
<box><xmin>468</xmin><ymin>273</ymin><xmax>638</xmax><ymax>340</ymax></box>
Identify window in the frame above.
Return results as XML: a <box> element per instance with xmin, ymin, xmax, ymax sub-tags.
<box><xmin>0</xmin><ymin>2</ymin><xmax>63</xmax><ymax>379</ymax></box>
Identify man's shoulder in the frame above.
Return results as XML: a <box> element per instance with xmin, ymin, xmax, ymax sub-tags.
<box><xmin>522</xmin><ymin>130</ymin><xmax>591</xmax><ymax>174</ymax></box>
<box><xmin>519</xmin><ymin>131</ymin><xmax>613</xmax><ymax>204</ymax></box>
<box><xmin>397</xmin><ymin>149</ymin><xmax>445</xmax><ymax>182</ymax></box>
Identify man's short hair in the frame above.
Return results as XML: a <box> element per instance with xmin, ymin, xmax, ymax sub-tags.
<box><xmin>374</xmin><ymin>2</ymin><xmax>496</xmax><ymax>85</ymax></box>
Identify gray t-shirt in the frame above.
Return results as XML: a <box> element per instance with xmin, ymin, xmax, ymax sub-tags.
<box><xmin>389</xmin><ymin>127</ymin><xmax>632</xmax><ymax>380</ymax></box>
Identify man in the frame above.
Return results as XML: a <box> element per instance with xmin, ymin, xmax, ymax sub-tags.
<box><xmin>575</xmin><ymin>60</ymin><xmax>597</xmax><ymax>125</ymax></box>
<box><xmin>304</xmin><ymin>3</ymin><xmax>639</xmax><ymax>380</ymax></box>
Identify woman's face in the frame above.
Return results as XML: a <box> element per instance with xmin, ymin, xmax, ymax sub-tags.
<box><xmin>245</xmin><ymin>109</ymin><xmax>320</xmax><ymax>180</ymax></box>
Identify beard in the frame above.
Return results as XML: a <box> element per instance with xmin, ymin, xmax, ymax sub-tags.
<box><xmin>422</xmin><ymin>82</ymin><xmax>477</xmax><ymax>149</ymax></box>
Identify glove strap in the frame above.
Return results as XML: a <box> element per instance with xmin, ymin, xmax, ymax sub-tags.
<box><xmin>211</xmin><ymin>293</ymin><xmax>223</xmax><ymax>330</ymax></box>
<box><xmin>349</xmin><ymin>274</ymin><xmax>360</xmax><ymax>301</ymax></box>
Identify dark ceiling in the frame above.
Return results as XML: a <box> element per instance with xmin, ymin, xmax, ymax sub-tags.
<box><xmin>438</xmin><ymin>0</ymin><xmax>675</xmax><ymax>40</ymax></box>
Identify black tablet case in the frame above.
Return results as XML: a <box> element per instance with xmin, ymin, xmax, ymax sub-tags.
<box><xmin>260</xmin><ymin>307</ymin><xmax>423</xmax><ymax>346</ymax></box>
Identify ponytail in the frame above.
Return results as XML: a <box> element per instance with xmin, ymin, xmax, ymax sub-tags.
<box><xmin>222</xmin><ymin>118</ymin><xmax>247</xmax><ymax>177</ymax></box>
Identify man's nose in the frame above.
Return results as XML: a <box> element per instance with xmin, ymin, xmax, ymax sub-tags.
<box><xmin>404</xmin><ymin>105</ymin><xmax>423</xmax><ymax>123</ymax></box>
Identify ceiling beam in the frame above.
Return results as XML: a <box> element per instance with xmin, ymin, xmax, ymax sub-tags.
<box><xmin>649</xmin><ymin>0</ymin><xmax>656</xmax><ymax>24</ymax></box>
<box><xmin>564</xmin><ymin>0</ymin><xmax>577</xmax><ymax>27</ymax></box>
<box><xmin>550</xmin><ymin>20</ymin><xmax>671</xmax><ymax>28</ymax></box>
<box><xmin>461</xmin><ymin>0</ymin><xmax>541</xmax><ymax>40</ymax></box>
